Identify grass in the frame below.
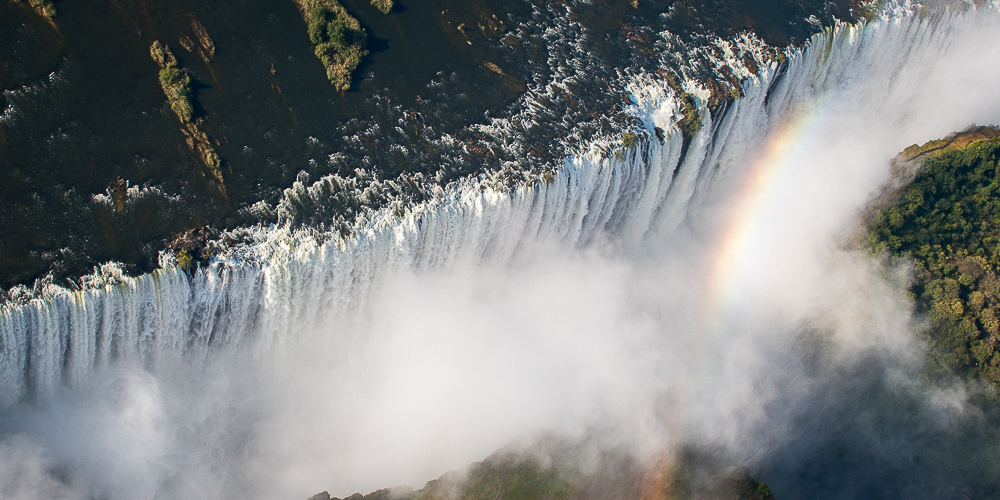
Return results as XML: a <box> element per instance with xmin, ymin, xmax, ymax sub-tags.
<box><xmin>295</xmin><ymin>0</ymin><xmax>368</xmax><ymax>90</ymax></box>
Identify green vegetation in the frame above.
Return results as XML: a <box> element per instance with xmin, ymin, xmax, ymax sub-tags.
<box><xmin>678</xmin><ymin>91</ymin><xmax>702</xmax><ymax>137</ymax></box>
<box><xmin>623</xmin><ymin>131</ymin><xmax>639</xmax><ymax>149</ymax></box>
<box><xmin>317</xmin><ymin>457</ymin><xmax>571</xmax><ymax>500</ymax></box>
<box><xmin>295</xmin><ymin>0</ymin><xmax>368</xmax><ymax>91</ymax></box>
<box><xmin>653</xmin><ymin>71</ymin><xmax>703</xmax><ymax>140</ymax></box>
<box><xmin>899</xmin><ymin>126</ymin><xmax>1000</xmax><ymax>163</ymax></box>
<box><xmin>10</xmin><ymin>0</ymin><xmax>55</xmax><ymax>18</ymax></box>
<box><xmin>175</xmin><ymin>249</ymin><xmax>194</xmax><ymax>271</ymax></box>
<box><xmin>315</xmin><ymin>450</ymin><xmax>775</xmax><ymax>500</ymax></box>
<box><xmin>455</xmin><ymin>459</ymin><xmax>572</xmax><ymax>500</ymax></box>
<box><xmin>755</xmin><ymin>482</ymin><xmax>774</xmax><ymax>499</ymax></box>
<box><xmin>371</xmin><ymin>0</ymin><xmax>393</xmax><ymax>14</ymax></box>
<box><xmin>150</xmin><ymin>41</ymin><xmax>227</xmax><ymax>198</ymax></box>
<box><xmin>166</xmin><ymin>227</ymin><xmax>217</xmax><ymax>271</ymax></box>
<box><xmin>158</xmin><ymin>67</ymin><xmax>194</xmax><ymax>122</ymax></box>
<box><xmin>867</xmin><ymin>129</ymin><xmax>1000</xmax><ymax>392</ymax></box>
<box><xmin>151</xmin><ymin>41</ymin><xmax>194</xmax><ymax>123</ymax></box>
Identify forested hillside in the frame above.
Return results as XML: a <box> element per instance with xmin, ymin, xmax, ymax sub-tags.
<box><xmin>308</xmin><ymin>449</ymin><xmax>775</xmax><ymax>500</ymax></box>
<box><xmin>867</xmin><ymin>127</ymin><xmax>1000</xmax><ymax>393</ymax></box>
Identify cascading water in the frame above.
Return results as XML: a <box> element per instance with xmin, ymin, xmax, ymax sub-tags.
<box><xmin>0</xmin><ymin>5</ymin><xmax>982</xmax><ymax>404</ymax></box>
<box><xmin>3</xmin><ymin>3</ymin><xmax>1000</xmax><ymax>498</ymax></box>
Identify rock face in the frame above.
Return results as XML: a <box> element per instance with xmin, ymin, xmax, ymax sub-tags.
<box><xmin>165</xmin><ymin>227</ymin><xmax>218</xmax><ymax>269</ymax></box>
<box><xmin>9</xmin><ymin>0</ymin><xmax>55</xmax><ymax>19</ymax></box>
<box><xmin>899</xmin><ymin>125</ymin><xmax>1000</xmax><ymax>163</ymax></box>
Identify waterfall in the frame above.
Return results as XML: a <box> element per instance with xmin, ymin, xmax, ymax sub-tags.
<box><xmin>2</xmin><ymin>3</ymin><xmax>999</xmax><ymax>411</ymax></box>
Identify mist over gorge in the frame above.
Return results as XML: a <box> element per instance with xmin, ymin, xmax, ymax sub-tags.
<box><xmin>3</xmin><ymin>1</ymin><xmax>1000</xmax><ymax>499</ymax></box>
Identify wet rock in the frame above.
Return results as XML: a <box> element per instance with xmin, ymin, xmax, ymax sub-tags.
<box><xmin>164</xmin><ymin>226</ymin><xmax>218</xmax><ymax>268</ymax></box>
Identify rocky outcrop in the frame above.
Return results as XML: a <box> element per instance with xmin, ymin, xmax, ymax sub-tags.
<box><xmin>293</xmin><ymin>0</ymin><xmax>367</xmax><ymax>91</ymax></box>
<box><xmin>371</xmin><ymin>0</ymin><xmax>393</xmax><ymax>14</ymax></box>
<box><xmin>150</xmin><ymin>41</ymin><xmax>227</xmax><ymax>199</ymax></box>
<box><xmin>900</xmin><ymin>125</ymin><xmax>1000</xmax><ymax>163</ymax></box>
<box><xmin>165</xmin><ymin>227</ymin><xmax>218</xmax><ymax>270</ymax></box>
<box><xmin>9</xmin><ymin>0</ymin><xmax>55</xmax><ymax>18</ymax></box>
<box><xmin>179</xmin><ymin>16</ymin><xmax>215</xmax><ymax>66</ymax></box>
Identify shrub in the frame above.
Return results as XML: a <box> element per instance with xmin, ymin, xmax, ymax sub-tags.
<box><xmin>302</xmin><ymin>3</ymin><xmax>367</xmax><ymax>90</ymax></box>
<box><xmin>151</xmin><ymin>44</ymin><xmax>195</xmax><ymax>123</ymax></box>
<box><xmin>308</xmin><ymin>7</ymin><xmax>366</xmax><ymax>48</ymax></box>
<box><xmin>679</xmin><ymin>92</ymin><xmax>702</xmax><ymax>136</ymax></box>
<box><xmin>371</xmin><ymin>0</ymin><xmax>393</xmax><ymax>14</ymax></box>
<box><xmin>622</xmin><ymin>132</ymin><xmax>638</xmax><ymax>149</ymax></box>
<box><xmin>307</xmin><ymin>8</ymin><xmax>330</xmax><ymax>44</ymax></box>
<box><xmin>175</xmin><ymin>249</ymin><xmax>194</xmax><ymax>271</ymax></box>
<box><xmin>755</xmin><ymin>481</ymin><xmax>774</xmax><ymax>499</ymax></box>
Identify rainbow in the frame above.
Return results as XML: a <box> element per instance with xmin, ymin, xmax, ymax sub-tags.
<box><xmin>704</xmin><ymin>97</ymin><xmax>832</xmax><ymax>332</ymax></box>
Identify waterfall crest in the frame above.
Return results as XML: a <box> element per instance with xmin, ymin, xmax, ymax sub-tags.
<box><xmin>2</xmin><ymin>4</ymin><xmax>998</xmax><ymax>408</ymax></box>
